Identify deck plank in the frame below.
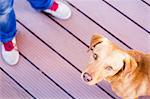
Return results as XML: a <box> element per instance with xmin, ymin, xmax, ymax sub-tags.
<box><xmin>53</xmin><ymin>2</ymin><xmax>129</xmax><ymax>50</ymax></box>
<box><xmin>15</xmin><ymin>23</ymin><xmax>112</xmax><ymax>99</ymax></box>
<box><xmin>1</xmin><ymin>52</ymin><xmax>71</xmax><ymax>98</ymax></box>
<box><xmin>14</xmin><ymin>0</ymin><xmax>119</xmax><ymax>98</ymax></box>
<box><xmin>0</xmin><ymin>70</ymin><xmax>31</xmax><ymax>99</ymax></box>
<box><xmin>106</xmin><ymin>0</ymin><xmax>150</xmax><ymax>32</ymax></box>
<box><xmin>142</xmin><ymin>0</ymin><xmax>150</xmax><ymax>6</ymax></box>
<box><xmin>67</xmin><ymin>0</ymin><xmax>150</xmax><ymax>53</ymax></box>
<box><xmin>1</xmin><ymin>0</ymin><xmax>148</xmax><ymax>99</ymax></box>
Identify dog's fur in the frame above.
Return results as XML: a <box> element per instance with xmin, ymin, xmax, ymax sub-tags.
<box><xmin>81</xmin><ymin>34</ymin><xmax>150</xmax><ymax>98</ymax></box>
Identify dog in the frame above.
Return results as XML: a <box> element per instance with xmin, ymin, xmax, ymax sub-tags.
<box><xmin>81</xmin><ymin>34</ymin><xmax>150</xmax><ymax>99</ymax></box>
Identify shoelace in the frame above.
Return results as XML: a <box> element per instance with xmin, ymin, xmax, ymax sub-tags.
<box><xmin>50</xmin><ymin>1</ymin><xmax>58</xmax><ymax>11</ymax></box>
<box><xmin>4</xmin><ymin>41</ymin><xmax>16</xmax><ymax>51</ymax></box>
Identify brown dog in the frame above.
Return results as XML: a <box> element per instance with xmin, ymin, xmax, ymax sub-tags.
<box><xmin>81</xmin><ymin>34</ymin><xmax>150</xmax><ymax>99</ymax></box>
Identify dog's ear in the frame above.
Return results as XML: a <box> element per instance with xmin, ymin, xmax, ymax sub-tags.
<box><xmin>122</xmin><ymin>56</ymin><xmax>138</xmax><ymax>78</ymax></box>
<box><xmin>89</xmin><ymin>34</ymin><xmax>104</xmax><ymax>51</ymax></box>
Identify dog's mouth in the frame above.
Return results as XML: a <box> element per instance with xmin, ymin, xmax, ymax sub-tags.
<box><xmin>81</xmin><ymin>61</ymin><xmax>126</xmax><ymax>85</ymax></box>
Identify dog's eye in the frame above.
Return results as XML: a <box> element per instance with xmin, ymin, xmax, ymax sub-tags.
<box><xmin>93</xmin><ymin>53</ymin><xmax>98</xmax><ymax>60</ymax></box>
<box><xmin>105</xmin><ymin>66</ymin><xmax>113</xmax><ymax>71</ymax></box>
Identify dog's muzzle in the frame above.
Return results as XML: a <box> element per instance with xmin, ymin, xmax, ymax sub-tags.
<box><xmin>82</xmin><ymin>72</ymin><xmax>92</xmax><ymax>82</ymax></box>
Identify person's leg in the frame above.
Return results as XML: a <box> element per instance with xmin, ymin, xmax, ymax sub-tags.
<box><xmin>0</xmin><ymin>0</ymin><xmax>16</xmax><ymax>43</ymax></box>
<box><xmin>28</xmin><ymin>0</ymin><xmax>71</xmax><ymax>20</ymax></box>
<box><xmin>0</xmin><ymin>0</ymin><xmax>19</xmax><ymax>66</ymax></box>
<box><xmin>27</xmin><ymin>0</ymin><xmax>54</xmax><ymax>10</ymax></box>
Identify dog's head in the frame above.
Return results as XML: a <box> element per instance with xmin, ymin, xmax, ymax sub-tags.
<box><xmin>81</xmin><ymin>34</ymin><xmax>137</xmax><ymax>85</ymax></box>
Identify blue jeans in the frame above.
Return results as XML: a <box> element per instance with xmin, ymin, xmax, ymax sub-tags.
<box><xmin>0</xmin><ymin>0</ymin><xmax>54</xmax><ymax>43</ymax></box>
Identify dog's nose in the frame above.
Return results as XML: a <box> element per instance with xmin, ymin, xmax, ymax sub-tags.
<box><xmin>82</xmin><ymin>72</ymin><xmax>92</xmax><ymax>82</ymax></box>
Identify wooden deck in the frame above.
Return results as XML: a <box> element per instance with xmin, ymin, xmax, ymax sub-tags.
<box><xmin>1</xmin><ymin>0</ymin><xmax>150</xmax><ymax>99</ymax></box>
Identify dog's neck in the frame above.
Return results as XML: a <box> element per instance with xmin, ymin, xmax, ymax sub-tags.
<box><xmin>106</xmin><ymin>66</ymin><xmax>124</xmax><ymax>83</ymax></box>
<box><xmin>105</xmin><ymin>51</ymin><xmax>150</xmax><ymax>97</ymax></box>
<box><xmin>106</xmin><ymin>51</ymin><xmax>145</xmax><ymax>84</ymax></box>
<box><xmin>106</xmin><ymin>50</ymin><xmax>145</xmax><ymax>82</ymax></box>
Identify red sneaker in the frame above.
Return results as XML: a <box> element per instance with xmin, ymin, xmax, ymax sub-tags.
<box><xmin>44</xmin><ymin>1</ymin><xmax>71</xmax><ymax>20</ymax></box>
<box><xmin>2</xmin><ymin>37</ymin><xmax>19</xmax><ymax>65</ymax></box>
